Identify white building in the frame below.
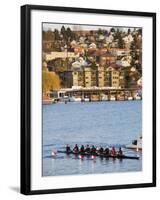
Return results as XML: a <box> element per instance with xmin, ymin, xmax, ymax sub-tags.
<box><xmin>44</xmin><ymin>52</ymin><xmax>76</xmax><ymax>61</ymax></box>
<box><xmin>116</xmin><ymin>60</ymin><xmax>130</xmax><ymax>67</ymax></box>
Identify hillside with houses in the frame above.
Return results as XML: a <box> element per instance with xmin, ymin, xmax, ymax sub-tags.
<box><xmin>42</xmin><ymin>25</ymin><xmax>142</xmax><ymax>102</ymax></box>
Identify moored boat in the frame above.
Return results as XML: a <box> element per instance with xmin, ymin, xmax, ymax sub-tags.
<box><xmin>126</xmin><ymin>135</ymin><xmax>142</xmax><ymax>150</ymax></box>
<box><xmin>128</xmin><ymin>96</ymin><xmax>133</xmax><ymax>100</ymax></box>
<box><xmin>69</xmin><ymin>96</ymin><xmax>82</xmax><ymax>102</ymax></box>
<box><xmin>134</xmin><ymin>94</ymin><xmax>142</xmax><ymax>100</ymax></box>
<box><xmin>101</xmin><ymin>94</ymin><xmax>109</xmax><ymax>101</ymax></box>
<box><xmin>81</xmin><ymin>97</ymin><xmax>90</xmax><ymax>102</ymax></box>
<box><xmin>109</xmin><ymin>96</ymin><xmax>116</xmax><ymax>101</ymax></box>
<box><xmin>43</xmin><ymin>95</ymin><xmax>55</xmax><ymax>105</ymax></box>
<box><xmin>117</xmin><ymin>95</ymin><xmax>125</xmax><ymax>101</ymax></box>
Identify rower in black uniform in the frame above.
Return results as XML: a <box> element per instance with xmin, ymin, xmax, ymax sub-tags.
<box><xmin>99</xmin><ymin>146</ymin><xmax>104</xmax><ymax>154</ymax></box>
<box><xmin>104</xmin><ymin>147</ymin><xmax>110</xmax><ymax>156</ymax></box>
<box><xmin>85</xmin><ymin>144</ymin><xmax>90</xmax><ymax>153</ymax></box>
<box><xmin>66</xmin><ymin>144</ymin><xmax>71</xmax><ymax>153</ymax></box>
<box><xmin>80</xmin><ymin>145</ymin><xmax>85</xmax><ymax>153</ymax></box>
<box><xmin>73</xmin><ymin>144</ymin><xmax>79</xmax><ymax>153</ymax></box>
<box><xmin>117</xmin><ymin>147</ymin><xmax>123</xmax><ymax>156</ymax></box>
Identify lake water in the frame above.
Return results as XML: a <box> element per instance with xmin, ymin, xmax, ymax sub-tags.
<box><xmin>42</xmin><ymin>101</ymin><xmax>142</xmax><ymax>176</ymax></box>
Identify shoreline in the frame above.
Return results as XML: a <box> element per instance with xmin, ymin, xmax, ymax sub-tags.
<box><xmin>43</xmin><ymin>98</ymin><xmax>142</xmax><ymax>105</ymax></box>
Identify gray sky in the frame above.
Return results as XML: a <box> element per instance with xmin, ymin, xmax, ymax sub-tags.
<box><xmin>42</xmin><ymin>23</ymin><xmax>136</xmax><ymax>32</ymax></box>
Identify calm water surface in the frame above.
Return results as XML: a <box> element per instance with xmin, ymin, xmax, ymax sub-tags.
<box><xmin>43</xmin><ymin>101</ymin><xmax>142</xmax><ymax>176</ymax></box>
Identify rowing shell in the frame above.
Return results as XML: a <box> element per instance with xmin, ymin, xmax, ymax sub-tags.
<box><xmin>57</xmin><ymin>150</ymin><xmax>139</xmax><ymax>160</ymax></box>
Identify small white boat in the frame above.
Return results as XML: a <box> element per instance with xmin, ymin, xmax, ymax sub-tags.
<box><xmin>135</xmin><ymin>96</ymin><xmax>141</xmax><ymax>100</ymax></box>
<box><xmin>134</xmin><ymin>95</ymin><xmax>141</xmax><ymax>100</ymax></box>
<box><xmin>110</xmin><ymin>96</ymin><xmax>116</xmax><ymax>101</ymax></box>
<box><xmin>128</xmin><ymin>96</ymin><xmax>133</xmax><ymax>100</ymax></box>
<box><xmin>101</xmin><ymin>95</ymin><xmax>108</xmax><ymax>101</ymax></box>
<box><xmin>62</xmin><ymin>96</ymin><xmax>69</xmax><ymax>102</ymax></box>
<box><xmin>69</xmin><ymin>96</ymin><xmax>81</xmax><ymax>102</ymax></box>
<box><xmin>126</xmin><ymin>135</ymin><xmax>142</xmax><ymax>150</ymax></box>
<box><xmin>82</xmin><ymin>97</ymin><xmax>90</xmax><ymax>102</ymax></box>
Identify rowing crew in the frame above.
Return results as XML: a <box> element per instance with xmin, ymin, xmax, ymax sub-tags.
<box><xmin>66</xmin><ymin>144</ymin><xmax>123</xmax><ymax>156</ymax></box>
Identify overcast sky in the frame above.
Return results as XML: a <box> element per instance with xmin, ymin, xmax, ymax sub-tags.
<box><xmin>43</xmin><ymin>23</ymin><xmax>137</xmax><ymax>32</ymax></box>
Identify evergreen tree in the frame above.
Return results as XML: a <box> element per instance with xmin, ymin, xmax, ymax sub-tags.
<box><xmin>130</xmin><ymin>38</ymin><xmax>136</xmax><ymax>66</ymax></box>
<box><xmin>61</xmin><ymin>25</ymin><xmax>66</xmax><ymax>35</ymax></box>
<box><xmin>137</xmin><ymin>28</ymin><xmax>142</xmax><ymax>35</ymax></box>
<box><xmin>128</xmin><ymin>28</ymin><xmax>131</xmax><ymax>35</ymax></box>
<box><xmin>66</xmin><ymin>27</ymin><xmax>72</xmax><ymax>35</ymax></box>
<box><xmin>118</xmin><ymin>36</ymin><xmax>125</xmax><ymax>48</ymax></box>
<box><xmin>110</xmin><ymin>27</ymin><xmax>116</xmax><ymax>33</ymax></box>
<box><xmin>114</xmin><ymin>28</ymin><xmax>120</xmax><ymax>40</ymax></box>
<box><xmin>98</xmin><ymin>28</ymin><xmax>103</xmax><ymax>35</ymax></box>
<box><xmin>54</xmin><ymin>29</ymin><xmax>60</xmax><ymax>40</ymax></box>
<box><xmin>91</xmin><ymin>62</ymin><xmax>98</xmax><ymax>70</ymax></box>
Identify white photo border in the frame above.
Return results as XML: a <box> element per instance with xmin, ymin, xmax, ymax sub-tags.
<box><xmin>29</xmin><ymin>8</ymin><xmax>154</xmax><ymax>191</ymax></box>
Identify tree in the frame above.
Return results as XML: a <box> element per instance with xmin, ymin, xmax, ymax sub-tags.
<box><xmin>66</xmin><ymin>27</ymin><xmax>72</xmax><ymax>36</ymax></box>
<box><xmin>42</xmin><ymin>71</ymin><xmax>61</xmax><ymax>94</ymax></box>
<box><xmin>54</xmin><ymin>29</ymin><xmax>60</xmax><ymax>40</ymax></box>
<box><xmin>118</xmin><ymin>36</ymin><xmax>125</xmax><ymax>48</ymax></box>
<box><xmin>61</xmin><ymin>25</ymin><xmax>68</xmax><ymax>41</ymax></box>
<box><xmin>53</xmin><ymin>41</ymin><xmax>61</xmax><ymax>51</ymax></box>
<box><xmin>91</xmin><ymin>62</ymin><xmax>98</xmax><ymax>70</ymax></box>
<box><xmin>61</xmin><ymin>25</ymin><xmax>66</xmax><ymax>35</ymax></box>
<box><xmin>114</xmin><ymin>28</ymin><xmax>120</xmax><ymax>40</ymax></box>
<box><xmin>43</xmin><ymin>30</ymin><xmax>55</xmax><ymax>41</ymax></box>
<box><xmin>130</xmin><ymin>36</ymin><xmax>141</xmax><ymax>66</ymax></box>
<box><xmin>137</xmin><ymin>28</ymin><xmax>142</xmax><ymax>35</ymax></box>
<box><xmin>98</xmin><ymin>28</ymin><xmax>103</xmax><ymax>35</ymax></box>
<box><xmin>128</xmin><ymin>28</ymin><xmax>131</xmax><ymax>35</ymax></box>
<box><xmin>110</xmin><ymin>27</ymin><xmax>116</xmax><ymax>33</ymax></box>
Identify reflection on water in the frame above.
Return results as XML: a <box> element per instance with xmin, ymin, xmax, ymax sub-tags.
<box><xmin>43</xmin><ymin>101</ymin><xmax>142</xmax><ymax>176</ymax></box>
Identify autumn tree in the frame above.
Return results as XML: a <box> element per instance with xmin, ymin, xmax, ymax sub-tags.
<box><xmin>43</xmin><ymin>30</ymin><xmax>55</xmax><ymax>41</ymax></box>
<box><xmin>42</xmin><ymin>71</ymin><xmax>61</xmax><ymax>94</ymax></box>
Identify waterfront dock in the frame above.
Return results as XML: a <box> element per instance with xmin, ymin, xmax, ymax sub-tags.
<box><xmin>44</xmin><ymin>87</ymin><xmax>142</xmax><ymax>104</ymax></box>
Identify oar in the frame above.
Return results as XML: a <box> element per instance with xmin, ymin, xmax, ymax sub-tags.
<box><xmin>51</xmin><ymin>146</ymin><xmax>58</xmax><ymax>157</ymax></box>
<box><xmin>91</xmin><ymin>155</ymin><xmax>96</xmax><ymax>159</ymax></box>
<box><xmin>78</xmin><ymin>155</ymin><xmax>84</xmax><ymax>159</ymax></box>
<box><xmin>51</xmin><ymin>151</ymin><xmax>57</xmax><ymax>156</ymax></box>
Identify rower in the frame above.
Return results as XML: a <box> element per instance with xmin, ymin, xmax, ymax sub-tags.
<box><xmin>99</xmin><ymin>146</ymin><xmax>104</xmax><ymax>154</ymax></box>
<box><xmin>104</xmin><ymin>147</ymin><xmax>110</xmax><ymax>155</ymax></box>
<box><xmin>80</xmin><ymin>145</ymin><xmax>85</xmax><ymax>153</ymax></box>
<box><xmin>66</xmin><ymin>144</ymin><xmax>71</xmax><ymax>153</ymax></box>
<box><xmin>91</xmin><ymin>145</ymin><xmax>96</xmax><ymax>154</ymax></box>
<box><xmin>85</xmin><ymin>144</ymin><xmax>90</xmax><ymax>153</ymax></box>
<box><xmin>73</xmin><ymin>144</ymin><xmax>79</xmax><ymax>153</ymax></box>
<box><xmin>118</xmin><ymin>147</ymin><xmax>123</xmax><ymax>156</ymax></box>
<box><xmin>111</xmin><ymin>146</ymin><xmax>116</xmax><ymax>156</ymax></box>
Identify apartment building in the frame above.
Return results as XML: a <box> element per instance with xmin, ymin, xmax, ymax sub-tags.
<box><xmin>72</xmin><ymin>65</ymin><xmax>120</xmax><ymax>88</ymax></box>
<box><xmin>72</xmin><ymin>70</ymin><xmax>84</xmax><ymax>87</ymax></box>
